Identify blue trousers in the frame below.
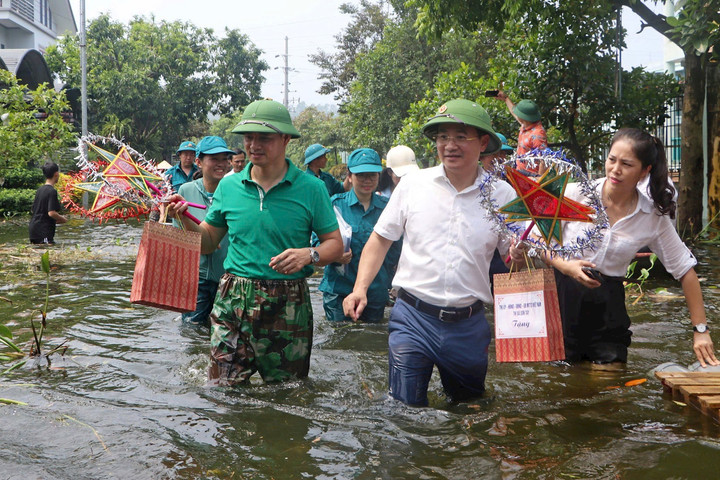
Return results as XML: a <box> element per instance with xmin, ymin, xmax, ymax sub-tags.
<box><xmin>323</xmin><ymin>292</ymin><xmax>385</xmax><ymax>323</ymax></box>
<box><xmin>182</xmin><ymin>278</ymin><xmax>219</xmax><ymax>328</ymax></box>
<box><xmin>388</xmin><ymin>298</ymin><xmax>491</xmax><ymax>406</ymax></box>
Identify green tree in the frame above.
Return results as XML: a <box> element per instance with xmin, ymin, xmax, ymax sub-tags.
<box><xmin>308</xmin><ymin>0</ymin><xmax>388</xmax><ymax>105</ymax></box>
<box><xmin>208</xmin><ymin>109</ymin><xmax>245</xmax><ymax>150</ymax></box>
<box><xmin>212</xmin><ymin>28</ymin><xmax>269</xmax><ymax>116</ymax></box>
<box><xmin>0</xmin><ymin>70</ymin><xmax>75</xmax><ymax>176</ymax></box>
<box><xmin>487</xmin><ymin>5</ymin><xmax>679</xmax><ymax>171</ymax></box>
<box><xmin>45</xmin><ymin>14</ymin><xmax>268</xmax><ymax>161</ymax></box>
<box><xmin>408</xmin><ymin>0</ymin><xmax>719</xmax><ymax>234</ymax></box>
<box><xmin>343</xmin><ymin>13</ymin><xmax>497</xmax><ymax>155</ymax></box>
<box><xmin>616</xmin><ymin>0</ymin><xmax>719</xmax><ymax>234</ymax></box>
<box><xmin>285</xmin><ymin>107</ymin><xmax>348</xmax><ymax>168</ymax></box>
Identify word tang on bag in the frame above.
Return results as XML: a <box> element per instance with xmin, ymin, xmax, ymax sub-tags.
<box><xmin>493</xmin><ymin>268</ymin><xmax>565</xmax><ymax>362</ymax></box>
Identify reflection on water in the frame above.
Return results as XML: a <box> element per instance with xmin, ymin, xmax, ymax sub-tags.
<box><xmin>2</xmin><ymin>217</ymin><xmax>720</xmax><ymax>479</ymax></box>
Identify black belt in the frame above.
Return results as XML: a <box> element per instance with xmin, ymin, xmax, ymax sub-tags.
<box><xmin>397</xmin><ymin>289</ymin><xmax>483</xmax><ymax>322</ymax></box>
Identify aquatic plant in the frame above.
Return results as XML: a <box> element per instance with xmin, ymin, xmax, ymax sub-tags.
<box><xmin>0</xmin><ymin>250</ymin><xmax>67</xmax><ymax>377</ymax></box>
<box><xmin>693</xmin><ymin>211</ymin><xmax>720</xmax><ymax>245</ymax></box>
<box><xmin>28</xmin><ymin>251</ymin><xmax>68</xmax><ymax>359</ymax></box>
<box><xmin>625</xmin><ymin>253</ymin><xmax>658</xmax><ymax>304</ymax></box>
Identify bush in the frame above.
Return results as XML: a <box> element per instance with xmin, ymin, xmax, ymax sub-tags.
<box><xmin>0</xmin><ymin>167</ymin><xmax>43</xmax><ymax>189</ymax></box>
<box><xmin>0</xmin><ymin>188</ymin><xmax>36</xmax><ymax>215</ymax></box>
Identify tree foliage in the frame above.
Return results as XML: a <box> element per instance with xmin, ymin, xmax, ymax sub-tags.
<box><xmin>308</xmin><ymin>0</ymin><xmax>388</xmax><ymax>105</ymax></box>
<box><xmin>343</xmin><ymin>13</ymin><xmax>498</xmax><ymax>155</ymax></box>
<box><xmin>0</xmin><ymin>70</ymin><xmax>76</xmax><ymax>176</ymax></box>
<box><xmin>399</xmin><ymin>0</ymin><xmax>680</xmax><ymax>172</ymax></box>
<box><xmin>45</xmin><ymin>14</ymin><xmax>268</xmax><ymax>161</ymax></box>
<box><xmin>616</xmin><ymin>0</ymin><xmax>720</xmax><ymax>234</ymax></box>
<box><xmin>285</xmin><ymin>107</ymin><xmax>347</xmax><ymax>167</ymax></box>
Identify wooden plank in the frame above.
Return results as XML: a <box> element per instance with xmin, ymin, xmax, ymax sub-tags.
<box><xmin>696</xmin><ymin>395</ymin><xmax>720</xmax><ymax>422</ymax></box>
<box><xmin>656</xmin><ymin>371</ymin><xmax>720</xmax><ymax>424</ymax></box>
<box><xmin>655</xmin><ymin>372</ymin><xmax>720</xmax><ymax>389</ymax></box>
<box><xmin>696</xmin><ymin>395</ymin><xmax>720</xmax><ymax>408</ymax></box>
<box><xmin>655</xmin><ymin>372</ymin><xmax>720</xmax><ymax>380</ymax></box>
<box><xmin>678</xmin><ymin>385</ymin><xmax>720</xmax><ymax>396</ymax></box>
<box><xmin>663</xmin><ymin>377</ymin><xmax>720</xmax><ymax>387</ymax></box>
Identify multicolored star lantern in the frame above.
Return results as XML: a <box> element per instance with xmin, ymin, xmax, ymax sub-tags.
<box><xmin>498</xmin><ymin>166</ymin><xmax>595</xmax><ymax>246</ymax></box>
<box><xmin>61</xmin><ymin>135</ymin><xmax>171</xmax><ymax>222</ymax></box>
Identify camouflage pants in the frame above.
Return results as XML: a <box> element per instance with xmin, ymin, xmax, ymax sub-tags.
<box><xmin>208</xmin><ymin>274</ymin><xmax>313</xmax><ymax>385</ymax></box>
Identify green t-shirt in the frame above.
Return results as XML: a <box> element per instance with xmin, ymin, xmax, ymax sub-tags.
<box><xmin>205</xmin><ymin>159</ymin><xmax>339</xmax><ymax>279</ymax></box>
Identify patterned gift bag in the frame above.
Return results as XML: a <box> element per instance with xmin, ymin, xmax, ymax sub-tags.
<box><xmin>493</xmin><ymin>268</ymin><xmax>565</xmax><ymax>362</ymax></box>
<box><xmin>130</xmin><ymin>221</ymin><xmax>201</xmax><ymax>313</ymax></box>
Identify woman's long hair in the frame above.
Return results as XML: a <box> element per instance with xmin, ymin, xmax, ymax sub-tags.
<box><xmin>610</xmin><ymin>128</ymin><xmax>676</xmax><ymax>219</ymax></box>
<box><xmin>377</xmin><ymin>167</ymin><xmax>395</xmax><ymax>194</ymax></box>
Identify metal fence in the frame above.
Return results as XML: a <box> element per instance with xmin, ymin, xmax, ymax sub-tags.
<box><xmin>586</xmin><ymin>96</ymin><xmax>683</xmax><ymax>180</ymax></box>
<box><xmin>655</xmin><ymin>96</ymin><xmax>683</xmax><ymax>179</ymax></box>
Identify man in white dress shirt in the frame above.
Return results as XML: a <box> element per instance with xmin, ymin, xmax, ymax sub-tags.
<box><xmin>343</xmin><ymin>99</ymin><xmax>521</xmax><ymax>406</ymax></box>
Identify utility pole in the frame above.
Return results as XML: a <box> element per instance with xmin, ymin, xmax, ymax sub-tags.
<box><xmin>283</xmin><ymin>36</ymin><xmax>289</xmax><ymax>108</ymax></box>
<box><xmin>80</xmin><ymin>0</ymin><xmax>87</xmax><ymax>138</ymax></box>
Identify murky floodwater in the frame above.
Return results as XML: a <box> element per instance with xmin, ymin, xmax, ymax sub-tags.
<box><xmin>2</xmin><ymin>217</ymin><xmax>720</xmax><ymax>479</ymax></box>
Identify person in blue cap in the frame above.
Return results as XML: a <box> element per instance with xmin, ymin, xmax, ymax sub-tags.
<box><xmin>173</xmin><ymin>136</ymin><xmax>234</xmax><ymax>327</ymax></box>
<box><xmin>304</xmin><ymin>143</ymin><xmax>350</xmax><ymax>196</ymax></box>
<box><xmin>480</xmin><ymin>132</ymin><xmax>514</xmax><ymax>172</ymax></box>
<box><xmin>319</xmin><ymin>148</ymin><xmax>402</xmax><ymax>323</ymax></box>
<box><xmin>166</xmin><ymin>140</ymin><xmax>200</xmax><ymax>193</ymax></box>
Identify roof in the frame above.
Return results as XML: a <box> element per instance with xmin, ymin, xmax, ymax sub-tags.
<box><xmin>51</xmin><ymin>0</ymin><xmax>77</xmax><ymax>34</ymax></box>
<box><xmin>0</xmin><ymin>49</ymin><xmax>52</xmax><ymax>89</ymax></box>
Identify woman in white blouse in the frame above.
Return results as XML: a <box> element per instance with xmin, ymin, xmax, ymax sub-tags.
<box><xmin>546</xmin><ymin>128</ymin><xmax>718</xmax><ymax>368</ymax></box>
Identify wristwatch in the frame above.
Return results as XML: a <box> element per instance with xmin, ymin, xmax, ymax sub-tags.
<box><xmin>309</xmin><ymin>247</ymin><xmax>320</xmax><ymax>264</ymax></box>
<box><xmin>693</xmin><ymin>323</ymin><xmax>709</xmax><ymax>333</ymax></box>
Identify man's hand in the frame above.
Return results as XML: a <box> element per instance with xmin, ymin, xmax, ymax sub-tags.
<box><xmin>342</xmin><ymin>291</ymin><xmax>367</xmax><ymax>321</ymax></box>
<box><xmin>270</xmin><ymin>248</ymin><xmax>311</xmax><ymax>275</ymax></box>
<box><xmin>337</xmin><ymin>249</ymin><xmax>352</xmax><ymax>265</ymax></box>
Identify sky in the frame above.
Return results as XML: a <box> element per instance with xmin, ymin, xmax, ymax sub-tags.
<box><xmin>68</xmin><ymin>1</ymin><xmax>671</xmax><ymax>109</ymax></box>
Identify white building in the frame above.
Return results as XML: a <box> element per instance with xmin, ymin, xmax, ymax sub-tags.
<box><xmin>0</xmin><ymin>0</ymin><xmax>76</xmax><ymax>87</ymax></box>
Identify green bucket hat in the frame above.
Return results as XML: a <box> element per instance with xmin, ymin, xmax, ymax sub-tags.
<box><xmin>304</xmin><ymin>143</ymin><xmax>332</xmax><ymax>165</ymax></box>
<box><xmin>176</xmin><ymin>140</ymin><xmax>197</xmax><ymax>154</ymax></box>
<box><xmin>195</xmin><ymin>136</ymin><xmax>235</xmax><ymax>156</ymax></box>
<box><xmin>513</xmin><ymin>99</ymin><xmax>541</xmax><ymax>123</ymax></box>
<box><xmin>421</xmin><ymin>99</ymin><xmax>501</xmax><ymax>154</ymax></box>
<box><xmin>231</xmin><ymin>99</ymin><xmax>301</xmax><ymax>138</ymax></box>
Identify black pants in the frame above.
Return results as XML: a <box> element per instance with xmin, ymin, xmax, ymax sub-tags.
<box><xmin>554</xmin><ymin>270</ymin><xmax>632</xmax><ymax>363</ymax></box>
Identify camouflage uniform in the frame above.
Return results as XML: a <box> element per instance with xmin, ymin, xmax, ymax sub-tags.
<box><xmin>209</xmin><ymin>274</ymin><xmax>313</xmax><ymax>384</ymax></box>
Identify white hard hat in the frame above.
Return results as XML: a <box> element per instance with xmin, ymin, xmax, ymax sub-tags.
<box><xmin>386</xmin><ymin>145</ymin><xmax>419</xmax><ymax>177</ymax></box>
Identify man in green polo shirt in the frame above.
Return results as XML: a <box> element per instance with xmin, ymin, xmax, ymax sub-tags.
<box><xmin>304</xmin><ymin>143</ymin><xmax>350</xmax><ymax>196</ymax></box>
<box><xmin>169</xmin><ymin>99</ymin><xmax>343</xmax><ymax>385</ymax></box>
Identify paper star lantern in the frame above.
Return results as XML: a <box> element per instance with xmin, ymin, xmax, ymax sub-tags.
<box><xmin>61</xmin><ymin>135</ymin><xmax>171</xmax><ymax>222</ymax></box>
<box><xmin>498</xmin><ymin>166</ymin><xmax>595</xmax><ymax>246</ymax></box>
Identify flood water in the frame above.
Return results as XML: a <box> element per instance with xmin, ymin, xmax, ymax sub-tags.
<box><xmin>2</xmin><ymin>217</ymin><xmax>720</xmax><ymax>479</ymax></box>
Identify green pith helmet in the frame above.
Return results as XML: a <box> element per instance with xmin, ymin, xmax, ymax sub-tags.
<box><xmin>421</xmin><ymin>99</ymin><xmax>501</xmax><ymax>154</ymax></box>
<box><xmin>231</xmin><ymin>99</ymin><xmax>301</xmax><ymax>138</ymax></box>
<box><xmin>513</xmin><ymin>99</ymin><xmax>541</xmax><ymax>123</ymax></box>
